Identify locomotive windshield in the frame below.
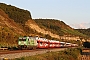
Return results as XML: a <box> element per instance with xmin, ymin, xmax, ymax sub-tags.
<box><xmin>19</xmin><ymin>37</ymin><xmax>26</xmax><ymax>41</ymax></box>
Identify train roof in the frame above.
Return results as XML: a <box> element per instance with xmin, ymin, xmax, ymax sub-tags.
<box><xmin>66</xmin><ymin>43</ymin><xmax>71</xmax><ymax>44</ymax></box>
<box><xmin>60</xmin><ymin>42</ymin><xmax>65</xmax><ymax>43</ymax></box>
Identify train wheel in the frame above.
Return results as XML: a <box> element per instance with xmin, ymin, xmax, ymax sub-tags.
<box><xmin>32</xmin><ymin>46</ymin><xmax>36</xmax><ymax>50</ymax></box>
<box><xmin>18</xmin><ymin>46</ymin><xmax>22</xmax><ymax>50</ymax></box>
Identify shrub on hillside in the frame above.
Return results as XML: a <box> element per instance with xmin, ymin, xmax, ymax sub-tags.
<box><xmin>0</xmin><ymin>3</ymin><xmax>32</xmax><ymax>24</ymax></box>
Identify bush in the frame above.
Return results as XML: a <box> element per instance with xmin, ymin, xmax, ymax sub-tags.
<box><xmin>14</xmin><ymin>48</ymin><xmax>81</xmax><ymax>60</ymax></box>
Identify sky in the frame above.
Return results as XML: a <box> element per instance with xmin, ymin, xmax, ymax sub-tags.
<box><xmin>0</xmin><ymin>0</ymin><xmax>90</xmax><ymax>29</ymax></box>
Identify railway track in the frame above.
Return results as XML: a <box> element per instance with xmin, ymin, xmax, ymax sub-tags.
<box><xmin>0</xmin><ymin>50</ymin><xmax>35</xmax><ymax>55</ymax></box>
<box><xmin>0</xmin><ymin>48</ymin><xmax>67</xmax><ymax>59</ymax></box>
<box><xmin>0</xmin><ymin>48</ymin><xmax>65</xmax><ymax>55</ymax></box>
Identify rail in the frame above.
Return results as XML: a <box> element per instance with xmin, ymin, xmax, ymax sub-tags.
<box><xmin>0</xmin><ymin>48</ymin><xmax>8</xmax><ymax>50</ymax></box>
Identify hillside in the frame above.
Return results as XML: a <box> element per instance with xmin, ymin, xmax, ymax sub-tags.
<box><xmin>76</xmin><ymin>28</ymin><xmax>90</xmax><ymax>37</ymax></box>
<box><xmin>0</xmin><ymin>3</ymin><xmax>32</xmax><ymax>24</ymax></box>
<box><xmin>25</xmin><ymin>19</ymin><xmax>60</xmax><ymax>39</ymax></box>
<box><xmin>0</xmin><ymin>8</ymin><xmax>26</xmax><ymax>46</ymax></box>
<box><xmin>34</xmin><ymin>19</ymin><xmax>86</xmax><ymax>37</ymax></box>
<box><xmin>0</xmin><ymin>3</ymin><xmax>89</xmax><ymax>47</ymax></box>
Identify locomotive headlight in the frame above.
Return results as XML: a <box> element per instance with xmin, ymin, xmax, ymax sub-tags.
<box><xmin>18</xmin><ymin>41</ymin><xmax>21</xmax><ymax>45</ymax></box>
<box><xmin>24</xmin><ymin>42</ymin><xmax>26</xmax><ymax>44</ymax></box>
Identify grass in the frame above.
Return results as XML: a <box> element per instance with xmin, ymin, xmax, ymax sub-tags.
<box><xmin>12</xmin><ymin>48</ymin><xmax>81</xmax><ymax>60</ymax></box>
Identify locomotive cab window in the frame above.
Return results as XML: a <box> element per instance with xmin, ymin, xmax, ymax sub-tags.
<box><xmin>40</xmin><ymin>42</ymin><xmax>43</xmax><ymax>44</ymax></box>
<box><xmin>19</xmin><ymin>38</ymin><xmax>26</xmax><ymax>41</ymax></box>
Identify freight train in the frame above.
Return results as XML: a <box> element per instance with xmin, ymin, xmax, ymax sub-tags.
<box><xmin>18</xmin><ymin>36</ymin><xmax>78</xmax><ymax>49</ymax></box>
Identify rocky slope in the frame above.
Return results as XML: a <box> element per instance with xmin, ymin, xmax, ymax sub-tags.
<box><xmin>0</xmin><ymin>9</ymin><xmax>25</xmax><ymax>35</ymax></box>
<box><xmin>0</xmin><ymin>9</ymin><xmax>25</xmax><ymax>46</ymax></box>
<box><xmin>25</xmin><ymin>20</ymin><xmax>60</xmax><ymax>39</ymax></box>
